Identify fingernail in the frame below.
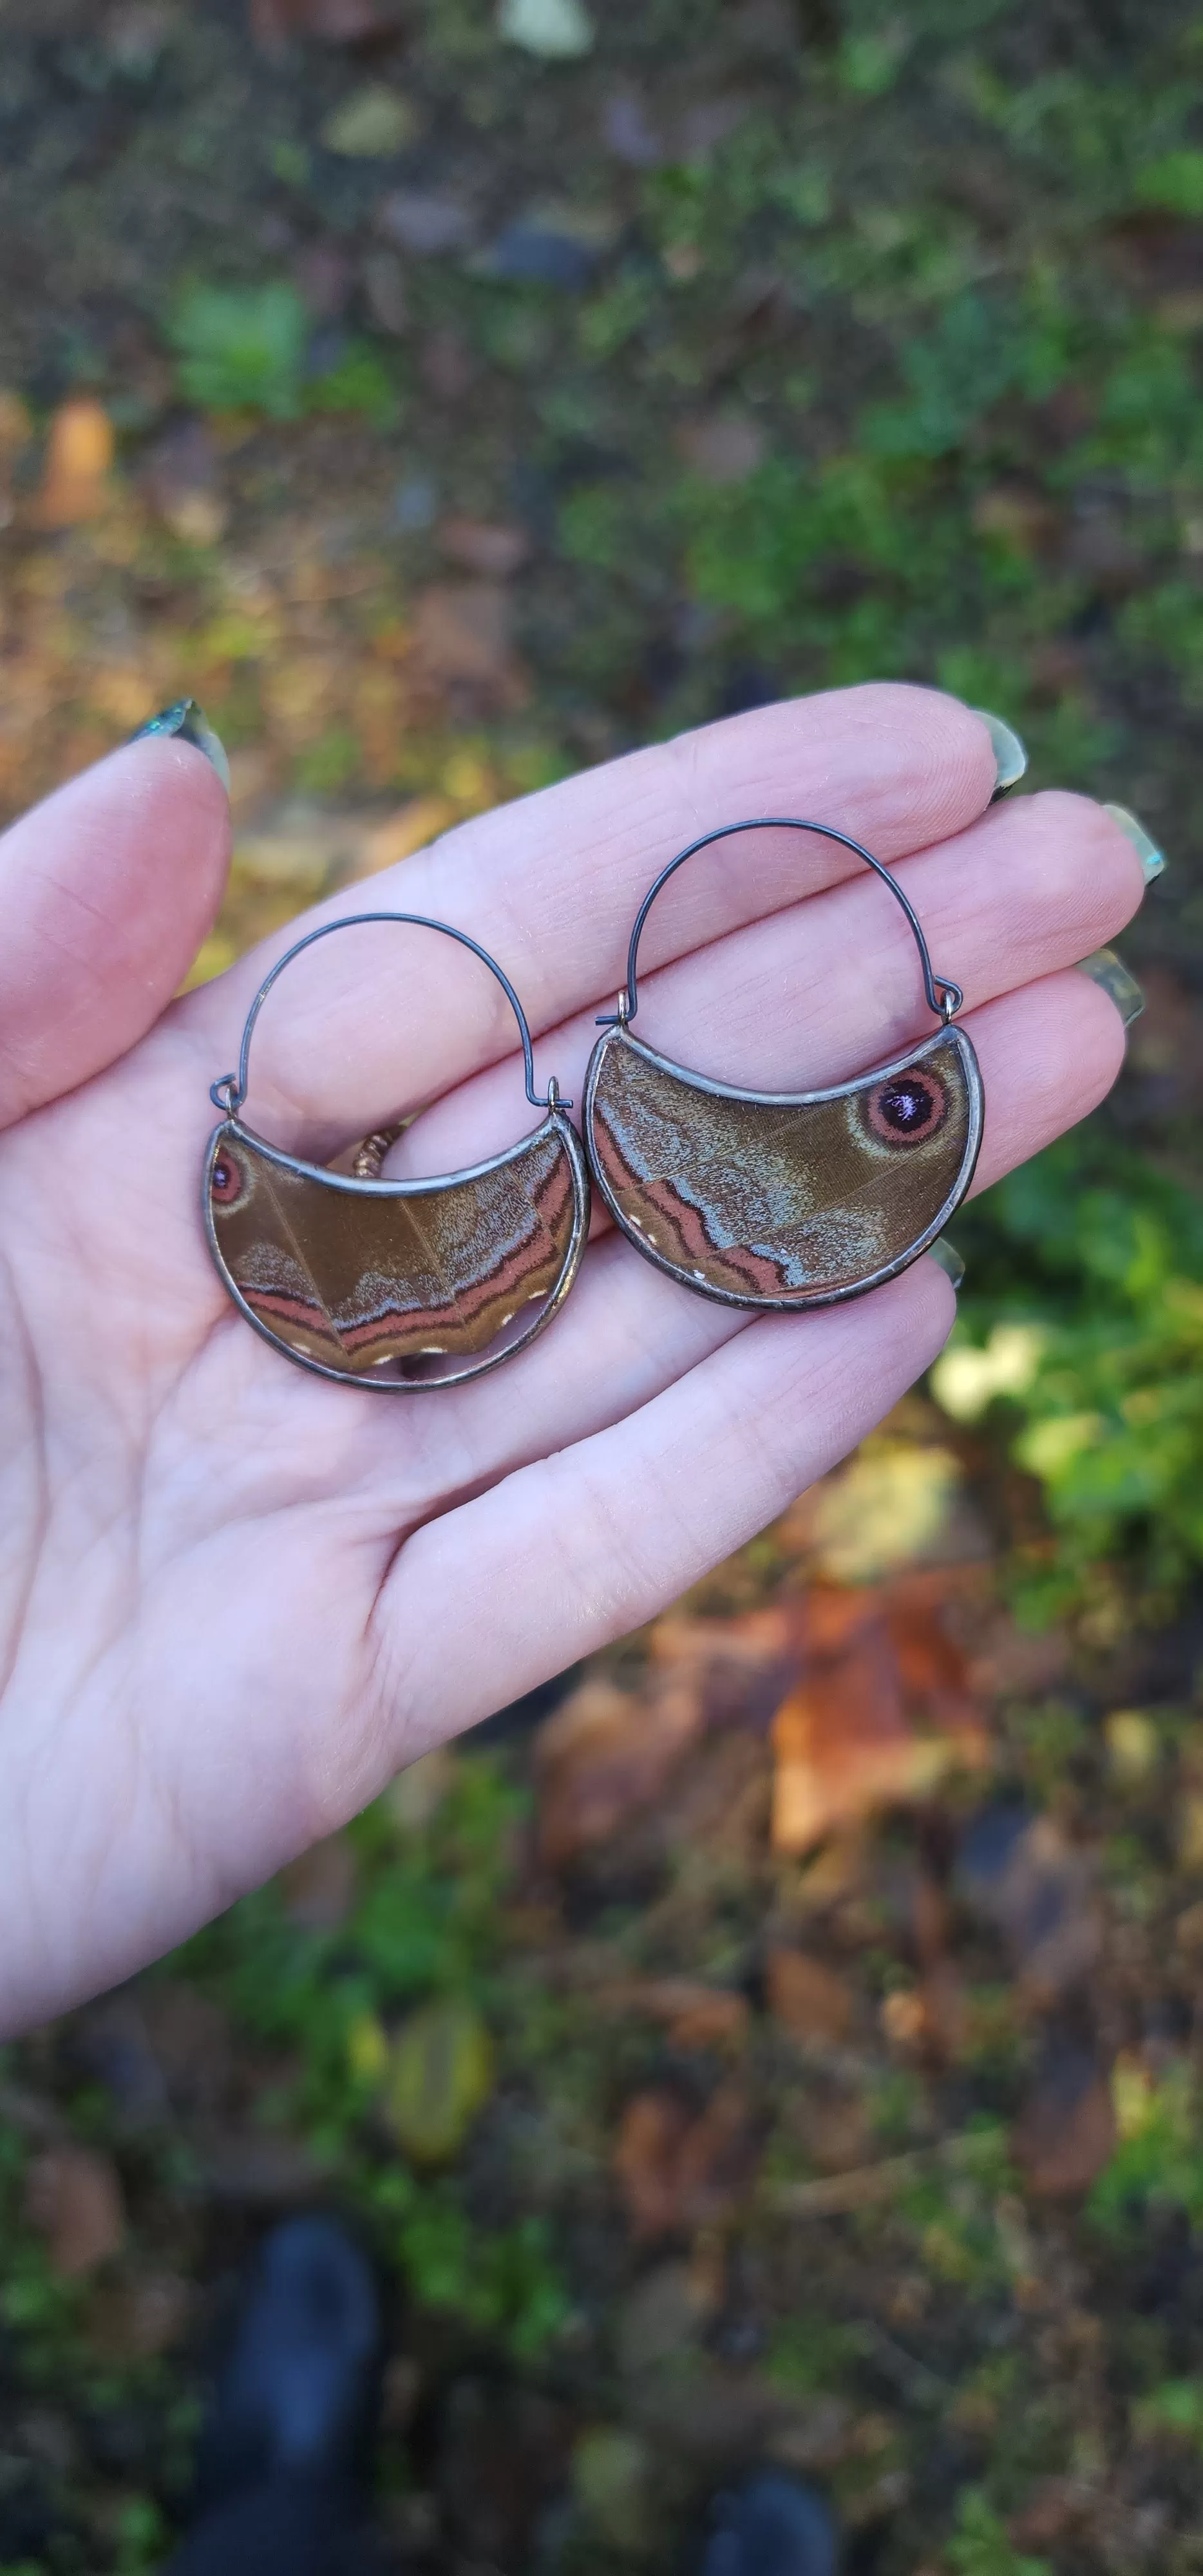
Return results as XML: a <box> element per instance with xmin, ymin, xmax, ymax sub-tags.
<box><xmin>972</xmin><ymin>709</ymin><xmax>1028</xmax><ymax>800</ymax></box>
<box><xmin>929</xmin><ymin>1235</ymin><xmax>965</xmax><ymax>1289</ymax></box>
<box><xmin>129</xmin><ymin>698</ymin><xmax>230</xmax><ymax>795</ymax></box>
<box><xmin>1075</xmin><ymin>946</ymin><xmax>1144</xmax><ymax>1027</ymax></box>
<box><xmin>1103</xmin><ymin>802</ymin><xmax>1166</xmax><ymax>884</ymax></box>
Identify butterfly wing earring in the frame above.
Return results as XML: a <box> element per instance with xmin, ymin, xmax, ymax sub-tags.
<box><xmin>205</xmin><ymin>913</ymin><xmax>589</xmax><ymax>1388</ymax></box>
<box><xmin>584</xmin><ymin>819</ymin><xmax>982</xmax><ymax>1309</ymax></box>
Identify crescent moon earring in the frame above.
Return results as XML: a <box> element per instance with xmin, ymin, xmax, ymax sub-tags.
<box><xmin>583</xmin><ymin>819</ymin><xmax>983</xmax><ymax>1310</ymax></box>
<box><xmin>205</xmin><ymin>914</ymin><xmax>590</xmax><ymax>1388</ymax></box>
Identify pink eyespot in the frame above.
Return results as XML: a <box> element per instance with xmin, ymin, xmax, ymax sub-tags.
<box><xmin>211</xmin><ymin>1152</ymin><xmax>243</xmax><ymax>1204</ymax></box>
<box><xmin>864</xmin><ymin>1068</ymin><xmax>947</xmax><ymax>1148</ymax></box>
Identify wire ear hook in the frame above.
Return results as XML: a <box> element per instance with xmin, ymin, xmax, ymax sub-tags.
<box><xmin>211</xmin><ymin>911</ymin><xmax>567</xmax><ymax>1117</ymax></box>
<box><xmin>596</xmin><ymin>818</ymin><xmax>962</xmax><ymax>1031</ymax></box>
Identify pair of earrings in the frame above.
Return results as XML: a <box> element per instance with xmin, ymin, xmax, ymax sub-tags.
<box><xmin>204</xmin><ymin>819</ymin><xmax>983</xmax><ymax>1390</ymax></box>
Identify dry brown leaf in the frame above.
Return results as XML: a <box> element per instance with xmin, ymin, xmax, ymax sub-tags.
<box><xmin>36</xmin><ymin>400</ymin><xmax>115</xmax><ymax>528</ymax></box>
<box><xmin>603</xmin><ymin>1978</ymin><xmax>749</xmax><ymax>2049</ymax></box>
<box><xmin>771</xmin><ymin>1582</ymin><xmax>989</xmax><ymax>1855</ymax></box>
<box><xmin>766</xmin><ymin>1948</ymin><xmax>853</xmax><ymax>2045</ymax></box>
<box><xmin>536</xmin><ymin>1675</ymin><xmax>704</xmax><ymax>1868</ymax></box>
<box><xmin>614</xmin><ymin>2085</ymin><xmax>753</xmax><ymax>2239</ymax></box>
<box><xmin>1013</xmin><ymin>2044</ymin><xmax>1116</xmax><ymax>2197</ymax></box>
<box><xmin>26</xmin><ymin>2145</ymin><xmax>125</xmax><ymax>2277</ymax></box>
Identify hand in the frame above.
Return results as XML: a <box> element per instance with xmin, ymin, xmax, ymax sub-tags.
<box><xmin>0</xmin><ymin>686</ymin><xmax>1143</xmax><ymax>2031</ymax></box>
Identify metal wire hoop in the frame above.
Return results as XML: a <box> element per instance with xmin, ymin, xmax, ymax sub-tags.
<box><xmin>210</xmin><ymin>911</ymin><xmax>565</xmax><ymax>1117</ymax></box>
<box><xmin>597</xmin><ymin>818</ymin><xmax>963</xmax><ymax>1032</ymax></box>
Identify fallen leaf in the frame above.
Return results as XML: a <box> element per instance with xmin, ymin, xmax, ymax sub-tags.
<box><xmin>770</xmin><ymin>1582</ymin><xmax>989</xmax><ymax>1855</ymax></box>
<box><xmin>386</xmin><ymin>1998</ymin><xmax>495</xmax><ymax>2164</ymax></box>
<box><xmin>36</xmin><ymin>399</ymin><xmax>115</xmax><ymax>528</ymax></box>
<box><xmin>766</xmin><ymin>1948</ymin><xmax>853</xmax><ymax>2044</ymax></box>
<box><xmin>26</xmin><ymin>2146</ymin><xmax>125</xmax><ymax>2277</ymax></box>
<box><xmin>1013</xmin><ymin>2041</ymin><xmax>1116</xmax><ymax>2196</ymax></box>
<box><xmin>603</xmin><ymin>1978</ymin><xmax>749</xmax><ymax>2049</ymax></box>
<box><xmin>321</xmin><ymin>84</ymin><xmax>417</xmax><ymax>158</ymax></box>
<box><xmin>497</xmin><ymin>0</ymin><xmax>595</xmax><ymax>58</ymax></box>
<box><xmin>536</xmin><ymin>1676</ymin><xmax>704</xmax><ymax>1867</ymax></box>
<box><xmin>438</xmin><ymin>516</ymin><xmax>531</xmax><ymax>577</ymax></box>
<box><xmin>614</xmin><ymin>2085</ymin><xmax>753</xmax><ymax>2239</ymax></box>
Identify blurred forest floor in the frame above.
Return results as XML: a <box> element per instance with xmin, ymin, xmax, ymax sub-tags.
<box><xmin>7</xmin><ymin>3</ymin><xmax>1203</xmax><ymax>2571</ymax></box>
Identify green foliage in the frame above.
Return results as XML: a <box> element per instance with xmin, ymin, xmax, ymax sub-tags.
<box><xmin>168</xmin><ymin>282</ymin><xmax>308</xmax><ymax>417</ymax></box>
<box><xmin>947</xmin><ymin>2489</ymin><xmax>1050</xmax><ymax>2576</ymax></box>
<box><xmin>934</xmin><ymin>1134</ymin><xmax>1203</xmax><ymax>1605</ymax></box>
<box><xmin>177</xmin><ymin>1759</ymin><xmax>568</xmax><ymax>2358</ymax></box>
<box><xmin>1132</xmin><ymin>2376</ymin><xmax>1203</xmax><ymax>2450</ymax></box>
<box><xmin>167</xmin><ymin>282</ymin><xmax>400</xmax><ymax>424</ymax></box>
<box><xmin>1088</xmin><ymin>2063</ymin><xmax>1203</xmax><ymax>2239</ymax></box>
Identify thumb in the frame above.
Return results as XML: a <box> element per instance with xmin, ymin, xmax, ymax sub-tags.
<box><xmin>0</xmin><ymin>705</ymin><xmax>231</xmax><ymax>1128</ymax></box>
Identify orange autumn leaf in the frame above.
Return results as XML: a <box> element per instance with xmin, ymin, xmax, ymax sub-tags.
<box><xmin>770</xmin><ymin>1580</ymin><xmax>989</xmax><ymax>1855</ymax></box>
<box><xmin>535</xmin><ymin>1674</ymin><xmax>704</xmax><ymax>1868</ymax></box>
<box><xmin>37</xmin><ymin>399</ymin><xmax>115</xmax><ymax>527</ymax></box>
<box><xmin>614</xmin><ymin>2084</ymin><xmax>753</xmax><ymax>2240</ymax></box>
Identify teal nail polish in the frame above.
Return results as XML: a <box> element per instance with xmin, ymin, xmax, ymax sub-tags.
<box><xmin>929</xmin><ymin>1235</ymin><xmax>965</xmax><ymax>1289</ymax></box>
<box><xmin>972</xmin><ymin>708</ymin><xmax>1028</xmax><ymax>800</ymax></box>
<box><xmin>1075</xmin><ymin>947</ymin><xmax>1144</xmax><ymax>1027</ymax></box>
<box><xmin>129</xmin><ymin>698</ymin><xmax>229</xmax><ymax>795</ymax></box>
<box><xmin>1103</xmin><ymin>802</ymin><xmax>1166</xmax><ymax>884</ymax></box>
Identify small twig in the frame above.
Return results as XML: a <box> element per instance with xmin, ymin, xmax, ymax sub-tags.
<box><xmin>765</xmin><ymin>2129</ymin><xmax>988</xmax><ymax>2219</ymax></box>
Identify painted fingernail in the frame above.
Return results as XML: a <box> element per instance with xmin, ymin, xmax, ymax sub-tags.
<box><xmin>1075</xmin><ymin>946</ymin><xmax>1144</xmax><ymax>1027</ymax></box>
<box><xmin>974</xmin><ymin>709</ymin><xmax>1028</xmax><ymax>800</ymax></box>
<box><xmin>929</xmin><ymin>1235</ymin><xmax>965</xmax><ymax>1289</ymax></box>
<box><xmin>129</xmin><ymin>698</ymin><xmax>230</xmax><ymax>795</ymax></box>
<box><xmin>1103</xmin><ymin>802</ymin><xmax>1166</xmax><ymax>884</ymax></box>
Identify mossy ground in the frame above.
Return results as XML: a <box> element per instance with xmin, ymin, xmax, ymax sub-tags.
<box><xmin>5</xmin><ymin>4</ymin><xmax>1203</xmax><ymax>2569</ymax></box>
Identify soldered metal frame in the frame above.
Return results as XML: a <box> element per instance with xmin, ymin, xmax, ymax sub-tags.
<box><xmin>584</xmin><ymin>1020</ymin><xmax>983</xmax><ymax>1314</ymax></box>
<box><xmin>585</xmin><ymin>815</ymin><xmax>983</xmax><ymax>1313</ymax></box>
<box><xmin>204</xmin><ymin>911</ymin><xmax>591</xmax><ymax>1392</ymax></box>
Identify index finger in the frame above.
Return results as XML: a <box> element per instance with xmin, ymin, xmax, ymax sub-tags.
<box><xmin>177</xmin><ymin>683</ymin><xmax>998</xmax><ymax>1149</ymax></box>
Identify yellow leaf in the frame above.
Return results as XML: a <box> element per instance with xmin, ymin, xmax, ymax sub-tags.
<box><xmin>386</xmin><ymin>1999</ymin><xmax>494</xmax><ymax>2165</ymax></box>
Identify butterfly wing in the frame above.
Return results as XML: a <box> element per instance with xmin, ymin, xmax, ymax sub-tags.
<box><xmin>585</xmin><ymin>1025</ymin><xmax>981</xmax><ymax>1308</ymax></box>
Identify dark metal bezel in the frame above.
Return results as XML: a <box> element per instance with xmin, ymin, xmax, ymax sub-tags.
<box><xmin>583</xmin><ymin>1021</ymin><xmax>983</xmax><ymax>1313</ymax></box>
<box><xmin>204</xmin><ymin>1108</ymin><xmax>591</xmax><ymax>1392</ymax></box>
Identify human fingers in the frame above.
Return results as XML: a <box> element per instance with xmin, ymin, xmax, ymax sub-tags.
<box><xmin>381</xmin><ymin>788</ymin><xmax>1142</xmax><ymax>1179</ymax></box>
<box><xmin>348</xmin><ymin>1258</ymin><xmax>955</xmax><ymax>1804</ymax></box>
<box><xmin>0</xmin><ymin>737</ymin><xmax>230</xmax><ymax>1128</ymax></box>
<box><xmin>178</xmin><ymin>684</ymin><xmax>999</xmax><ymax>1147</ymax></box>
<box><xmin>316</xmin><ymin>955</ymin><xmax>1125</xmax><ymax>1531</ymax></box>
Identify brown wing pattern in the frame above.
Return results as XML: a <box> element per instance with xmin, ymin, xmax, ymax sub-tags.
<box><xmin>207</xmin><ymin>1116</ymin><xmax>581</xmax><ymax>1380</ymax></box>
<box><xmin>586</xmin><ymin>1026</ymin><xmax>980</xmax><ymax>1308</ymax></box>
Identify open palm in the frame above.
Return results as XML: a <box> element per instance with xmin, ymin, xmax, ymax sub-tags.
<box><xmin>0</xmin><ymin>684</ymin><xmax>1143</xmax><ymax>2033</ymax></box>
